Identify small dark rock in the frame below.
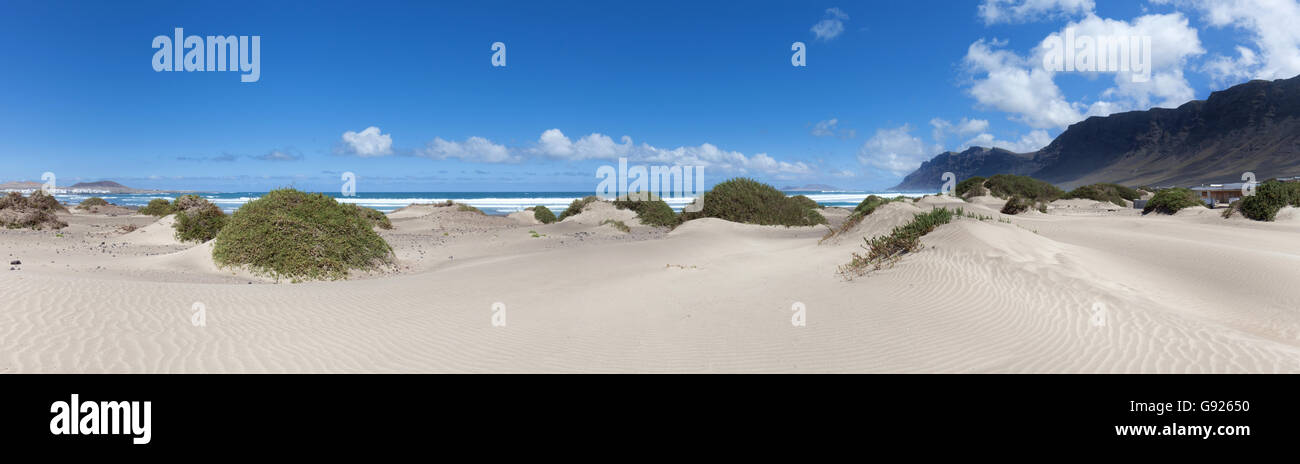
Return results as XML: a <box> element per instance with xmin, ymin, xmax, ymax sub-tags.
<box><xmin>9</xmin><ymin>260</ymin><xmax>19</xmax><ymax>265</ymax></box>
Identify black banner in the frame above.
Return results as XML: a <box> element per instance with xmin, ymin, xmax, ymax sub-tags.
<box><xmin>1</xmin><ymin>374</ymin><xmax>1292</xmax><ymax>452</ymax></box>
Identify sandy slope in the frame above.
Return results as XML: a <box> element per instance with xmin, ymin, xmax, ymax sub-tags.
<box><xmin>2</xmin><ymin>198</ymin><xmax>1299</xmax><ymax>373</ymax></box>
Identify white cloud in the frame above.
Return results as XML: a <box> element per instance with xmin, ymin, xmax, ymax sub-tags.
<box><xmin>978</xmin><ymin>0</ymin><xmax>1095</xmax><ymax>25</ymax></box>
<box><xmin>962</xmin><ymin>13</ymin><xmax>1203</xmax><ymax>129</ymax></box>
<box><xmin>811</xmin><ymin>8</ymin><xmax>850</xmax><ymax>41</ymax></box>
<box><xmin>529</xmin><ymin>129</ymin><xmax>812</xmax><ymax>176</ymax></box>
<box><xmin>930</xmin><ymin>117</ymin><xmax>991</xmax><ymax>143</ymax></box>
<box><xmin>964</xmin><ymin>39</ymin><xmax>1084</xmax><ymax>128</ymax></box>
<box><xmin>811</xmin><ymin>118</ymin><xmax>839</xmax><ymax>137</ymax></box>
<box><xmin>961</xmin><ymin>129</ymin><xmax>1053</xmax><ymax>153</ymax></box>
<box><xmin>857</xmin><ymin>124</ymin><xmax>941</xmax><ymax>177</ymax></box>
<box><xmin>418</xmin><ymin>136</ymin><xmax>517</xmax><ymax>163</ymax></box>
<box><xmin>340</xmin><ymin>126</ymin><xmax>394</xmax><ymax>157</ymax></box>
<box><xmin>1162</xmin><ymin>0</ymin><xmax>1300</xmax><ymax>85</ymax></box>
<box><xmin>1043</xmin><ymin>13</ymin><xmax>1204</xmax><ymax>110</ymax></box>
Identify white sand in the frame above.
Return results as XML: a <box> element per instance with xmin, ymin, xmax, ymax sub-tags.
<box><xmin>2</xmin><ymin>197</ymin><xmax>1300</xmax><ymax>373</ymax></box>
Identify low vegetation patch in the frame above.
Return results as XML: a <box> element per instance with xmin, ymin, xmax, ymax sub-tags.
<box><xmin>1238</xmin><ymin>180</ymin><xmax>1300</xmax><ymax>221</ymax></box>
<box><xmin>343</xmin><ymin>204</ymin><xmax>393</xmax><ymax>229</ymax></box>
<box><xmin>531</xmin><ymin>205</ymin><xmax>557</xmax><ymax>224</ymax></box>
<box><xmin>983</xmin><ymin>174</ymin><xmax>1064</xmax><ymax>202</ymax></box>
<box><xmin>679</xmin><ymin>178</ymin><xmax>826</xmax><ymax>227</ymax></box>
<box><xmin>612</xmin><ymin>194</ymin><xmax>679</xmax><ymax>228</ymax></box>
<box><xmin>138</xmin><ymin>198</ymin><xmax>175</xmax><ymax>216</ymax></box>
<box><xmin>0</xmin><ymin>192</ymin><xmax>67</xmax><ymax>230</ymax></box>
<box><xmin>78</xmin><ymin>197</ymin><xmax>110</xmax><ymax>208</ymax></box>
<box><xmin>1143</xmin><ymin>188</ymin><xmax>1204</xmax><ymax>215</ymax></box>
<box><xmin>1064</xmin><ymin>183</ymin><xmax>1141</xmax><ymax>207</ymax></box>
<box><xmin>1000</xmin><ymin>196</ymin><xmax>1032</xmax><ymax>215</ymax></box>
<box><xmin>456</xmin><ymin>203</ymin><xmax>485</xmax><ymax>215</ymax></box>
<box><xmin>839</xmin><ymin>207</ymin><xmax>954</xmax><ymax>279</ymax></box>
<box><xmin>557</xmin><ymin>196</ymin><xmax>600</xmax><ymax>221</ymax></box>
<box><xmin>172</xmin><ymin>195</ymin><xmax>226</xmax><ymax>242</ymax></box>
<box><xmin>955</xmin><ymin>176</ymin><xmax>988</xmax><ymax>198</ymax></box>
<box><xmin>212</xmin><ymin>189</ymin><xmax>394</xmax><ymax>281</ymax></box>
<box><xmin>600</xmin><ymin>219</ymin><xmax>631</xmax><ymax>233</ymax></box>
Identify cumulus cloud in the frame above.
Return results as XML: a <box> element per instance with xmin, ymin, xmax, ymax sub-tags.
<box><xmin>856</xmin><ymin>125</ymin><xmax>942</xmax><ymax>177</ymax></box>
<box><xmin>978</xmin><ymin>0</ymin><xmax>1094</xmax><ymax>25</ymax></box>
<box><xmin>964</xmin><ymin>39</ymin><xmax>1084</xmax><ymax>128</ymax></box>
<box><xmin>340</xmin><ymin>126</ymin><xmax>394</xmax><ymax>157</ymax></box>
<box><xmin>418</xmin><ymin>136</ymin><xmax>517</xmax><ymax>163</ymax></box>
<box><xmin>930</xmin><ymin>117</ymin><xmax>991</xmax><ymax>143</ymax></box>
<box><xmin>529</xmin><ymin>129</ymin><xmax>812</xmax><ymax>176</ymax></box>
<box><xmin>961</xmin><ymin>129</ymin><xmax>1053</xmax><ymax>153</ymax></box>
<box><xmin>962</xmin><ymin>13</ymin><xmax>1203</xmax><ymax>128</ymax></box>
<box><xmin>1160</xmin><ymin>0</ymin><xmax>1300</xmax><ymax>85</ymax></box>
<box><xmin>811</xmin><ymin>8</ymin><xmax>850</xmax><ymax>41</ymax></box>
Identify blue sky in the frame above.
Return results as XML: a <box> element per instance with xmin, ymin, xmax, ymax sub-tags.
<box><xmin>2</xmin><ymin>0</ymin><xmax>1298</xmax><ymax>192</ymax></box>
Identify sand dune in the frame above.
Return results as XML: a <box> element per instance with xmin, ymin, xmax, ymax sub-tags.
<box><xmin>2</xmin><ymin>196</ymin><xmax>1299</xmax><ymax>373</ymax></box>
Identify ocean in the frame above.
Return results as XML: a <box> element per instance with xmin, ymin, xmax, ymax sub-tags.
<box><xmin>47</xmin><ymin>191</ymin><xmax>935</xmax><ymax>215</ymax></box>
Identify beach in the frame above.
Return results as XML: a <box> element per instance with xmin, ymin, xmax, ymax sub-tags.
<box><xmin>2</xmin><ymin>195</ymin><xmax>1299</xmax><ymax>373</ymax></box>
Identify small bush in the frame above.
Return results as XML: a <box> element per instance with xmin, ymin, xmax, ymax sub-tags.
<box><xmin>612</xmin><ymin>194</ymin><xmax>679</xmax><ymax>228</ymax></box>
<box><xmin>139</xmin><ymin>198</ymin><xmax>175</xmax><ymax>216</ymax></box>
<box><xmin>78</xmin><ymin>197</ymin><xmax>110</xmax><ymax>208</ymax></box>
<box><xmin>600</xmin><ymin>219</ymin><xmax>631</xmax><ymax>233</ymax></box>
<box><xmin>791</xmin><ymin>195</ymin><xmax>820</xmax><ymax>210</ymax></box>
<box><xmin>212</xmin><ymin>189</ymin><xmax>393</xmax><ymax>281</ymax></box>
<box><xmin>558</xmin><ymin>196</ymin><xmax>600</xmax><ymax>221</ymax></box>
<box><xmin>1000</xmin><ymin>196</ymin><xmax>1032</xmax><ymax>215</ymax></box>
<box><xmin>456</xmin><ymin>203</ymin><xmax>485</xmax><ymax>215</ymax></box>
<box><xmin>28</xmin><ymin>190</ymin><xmax>67</xmax><ymax>212</ymax></box>
<box><xmin>1238</xmin><ymin>181</ymin><xmax>1300</xmax><ymax>221</ymax></box>
<box><xmin>532</xmin><ymin>205</ymin><xmax>557</xmax><ymax>224</ymax></box>
<box><xmin>1143</xmin><ymin>188</ymin><xmax>1203</xmax><ymax>215</ymax></box>
<box><xmin>174</xmin><ymin>201</ymin><xmax>226</xmax><ymax>242</ymax></box>
<box><xmin>343</xmin><ymin>204</ymin><xmax>393</xmax><ymax>229</ymax></box>
<box><xmin>839</xmin><ymin>207</ymin><xmax>954</xmax><ymax>278</ymax></box>
<box><xmin>955</xmin><ymin>177</ymin><xmax>988</xmax><ymax>198</ymax></box>
<box><xmin>0</xmin><ymin>192</ymin><xmax>67</xmax><ymax>229</ymax></box>
<box><xmin>679</xmin><ymin>178</ymin><xmax>827</xmax><ymax>227</ymax></box>
<box><xmin>1064</xmin><ymin>183</ymin><xmax>1141</xmax><ymax>207</ymax></box>
<box><xmin>984</xmin><ymin>174</ymin><xmax>1064</xmax><ymax>202</ymax></box>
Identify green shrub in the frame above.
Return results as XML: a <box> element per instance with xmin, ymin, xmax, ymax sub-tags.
<box><xmin>456</xmin><ymin>203</ymin><xmax>485</xmax><ymax>215</ymax></box>
<box><xmin>679</xmin><ymin>178</ymin><xmax>827</xmax><ymax>227</ymax></box>
<box><xmin>557</xmin><ymin>196</ymin><xmax>600</xmax><ymax>221</ymax></box>
<box><xmin>612</xmin><ymin>195</ymin><xmax>679</xmax><ymax>228</ymax></box>
<box><xmin>0</xmin><ymin>192</ymin><xmax>68</xmax><ymax>229</ymax></box>
<box><xmin>532</xmin><ymin>205</ymin><xmax>557</xmax><ymax>224</ymax></box>
<box><xmin>1238</xmin><ymin>181</ymin><xmax>1300</xmax><ymax>221</ymax></box>
<box><xmin>27</xmin><ymin>190</ymin><xmax>66</xmax><ymax>212</ymax></box>
<box><xmin>791</xmin><ymin>195</ymin><xmax>820</xmax><ymax>210</ymax></box>
<box><xmin>1064</xmin><ymin>183</ymin><xmax>1141</xmax><ymax>207</ymax></box>
<box><xmin>212</xmin><ymin>189</ymin><xmax>393</xmax><ymax>281</ymax></box>
<box><xmin>78</xmin><ymin>197</ymin><xmax>110</xmax><ymax>208</ymax></box>
<box><xmin>955</xmin><ymin>177</ymin><xmax>988</xmax><ymax>198</ymax></box>
<box><xmin>139</xmin><ymin>198</ymin><xmax>175</xmax><ymax>216</ymax></box>
<box><xmin>839</xmin><ymin>207</ymin><xmax>954</xmax><ymax>278</ymax></box>
<box><xmin>1143</xmin><ymin>188</ymin><xmax>1204</xmax><ymax>215</ymax></box>
<box><xmin>173</xmin><ymin>199</ymin><xmax>226</xmax><ymax>243</ymax></box>
<box><xmin>984</xmin><ymin>174</ymin><xmax>1064</xmax><ymax>202</ymax></box>
<box><xmin>343</xmin><ymin>204</ymin><xmax>393</xmax><ymax>229</ymax></box>
<box><xmin>600</xmin><ymin>219</ymin><xmax>631</xmax><ymax>233</ymax></box>
<box><xmin>1000</xmin><ymin>196</ymin><xmax>1032</xmax><ymax>215</ymax></box>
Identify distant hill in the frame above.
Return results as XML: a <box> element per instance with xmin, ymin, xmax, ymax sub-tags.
<box><xmin>894</xmin><ymin>74</ymin><xmax>1300</xmax><ymax>190</ymax></box>
<box><xmin>1</xmin><ymin>179</ymin><xmax>189</xmax><ymax>194</ymax></box>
